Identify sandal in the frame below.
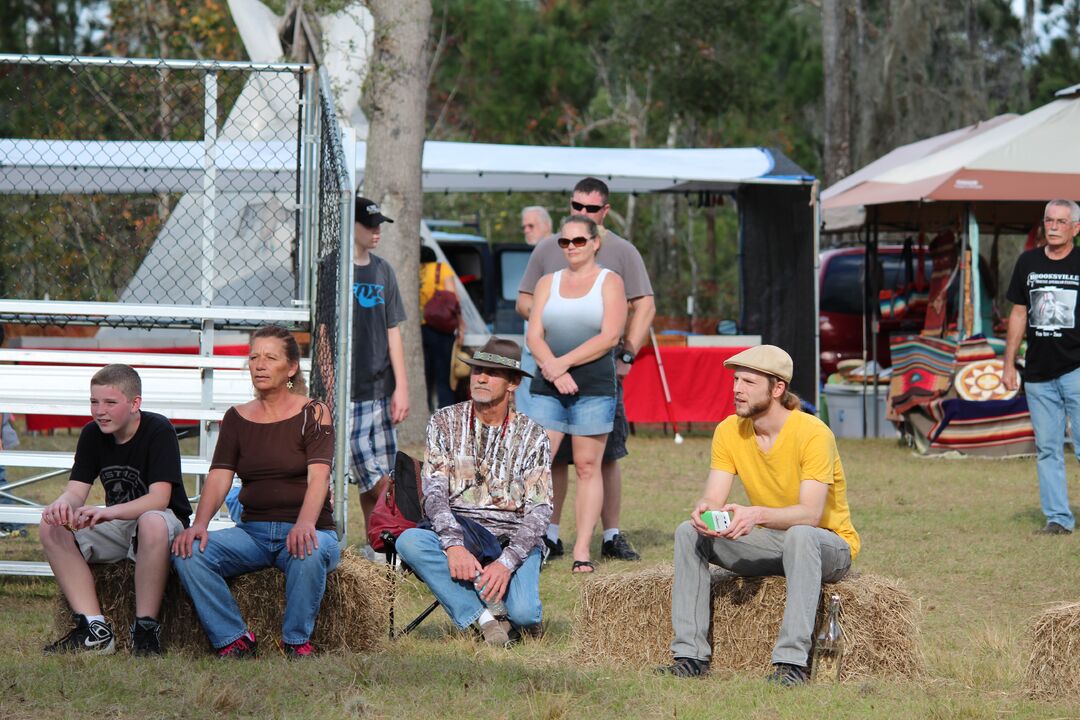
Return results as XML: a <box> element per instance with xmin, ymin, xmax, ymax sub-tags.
<box><xmin>571</xmin><ymin>560</ymin><xmax>595</xmax><ymax>573</ymax></box>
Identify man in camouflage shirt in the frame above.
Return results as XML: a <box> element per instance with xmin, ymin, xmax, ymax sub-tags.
<box><xmin>396</xmin><ymin>337</ymin><xmax>552</xmax><ymax>647</ymax></box>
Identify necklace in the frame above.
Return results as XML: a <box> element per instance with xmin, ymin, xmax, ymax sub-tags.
<box><xmin>468</xmin><ymin>402</ymin><xmax>510</xmax><ymax>479</ymax></box>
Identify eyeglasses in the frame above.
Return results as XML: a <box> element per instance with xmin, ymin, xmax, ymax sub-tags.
<box><xmin>557</xmin><ymin>235</ymin><xmax>593</xmax><ymax>248</ymax></box>
<box><xmin>571</xmin><ymin>200</ymin><xmax>606</xmax><ymax>213</ymax></box>
<box><xmin>1045</xmin><ymin>217</ymin><xmax>1075</xmax><ymax>227</ymax></box>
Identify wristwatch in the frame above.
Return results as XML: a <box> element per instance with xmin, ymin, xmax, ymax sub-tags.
<box><xmin>618</xmin><ymin>348</ymin><xmax>635</xmax><ymax>365</ymax></box>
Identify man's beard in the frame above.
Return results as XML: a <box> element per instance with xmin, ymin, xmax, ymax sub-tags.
<box><xmin>471</xmin><ymin>388</ymin><xmax>507</xmax><ymax>409</ymax></box>
<box><xmin>735</xmin><ymin>397</ymin><xmax>771</xmax><ymax>419</ymax></box>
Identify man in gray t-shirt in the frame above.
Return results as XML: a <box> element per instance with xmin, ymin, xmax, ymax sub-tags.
<box><xmin>515</xmin><ymin>177</ymin><xmax>655</xmax><ymax>563</ymax></box>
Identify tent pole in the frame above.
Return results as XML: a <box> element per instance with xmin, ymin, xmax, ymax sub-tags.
<box><xmin>968</xmin><ymin>204</ymin><xmax>982</xmax><ymax>338</ymax></box>
<box><xmin>959</xmin><ymin>204</ymin><xmax>969</xmax><ymax>339</ymax></box>
<box><xmin>871</xmin><ymin>207</ymin><xmax>880</xmax><ymax>438</ymax></box>
<box><xmin>813</xmin><ymin>184</ymin><xmax>822</xmax><ymax>415</ymax></box>
<box><xmin>861</xmin><ymin>218</ymin><xmax>869</xmax><ymax>439</ymax></box>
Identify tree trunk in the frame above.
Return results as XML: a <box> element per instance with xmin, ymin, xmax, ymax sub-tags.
<box><xmin>361</xmin><ymin>0</ymin><xmax>432</xmax><ymax>446</ymax></box>
<box><xmin>822</xmin><ymin>0</ymin><xmax>853</xmax><ymax>186</ymax></box>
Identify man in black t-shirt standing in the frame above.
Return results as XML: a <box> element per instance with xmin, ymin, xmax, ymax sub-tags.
<box><xmin>39</xmin><ymin>364</ymin><xmax>190</xmax><ymax>655</ymax></box>
<box><xmin>1005</xmin><ymin>199</ymin><xmax>1080</xmax><ymax>535</ymax></box>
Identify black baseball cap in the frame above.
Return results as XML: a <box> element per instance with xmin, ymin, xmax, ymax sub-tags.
<box><xmin>355</xmin><ymin>196</ymin><xmax>394</xmax><ymax>228</ymax></box>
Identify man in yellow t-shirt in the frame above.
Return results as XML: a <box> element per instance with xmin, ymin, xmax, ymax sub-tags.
<box><xmin>658</xmin><ymin>345</ymin><xmax>859</xmax><ymax>686</ymax></box>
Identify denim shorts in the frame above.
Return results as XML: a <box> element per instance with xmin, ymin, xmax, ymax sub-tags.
<box><xmin>526</xmin><ymin>393</ymin><xmax>616</xmax><ymax>436</ymax></box>
<box><xmin>553</xmin><ymin>380</ymin><xmax>629</xmax><ymax>464</ymax></box>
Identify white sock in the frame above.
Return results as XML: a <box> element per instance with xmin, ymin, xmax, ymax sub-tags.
<box><xmin>546</xmin><ymin>524</ymin><xmax>560</xmax><ymax>543</ymax></box>
<box><xmin>477</xmin><ymin>610</ymin><xmax>495</xmax><ymax>626</ymax></box>
<box><xmin>603</xmin><ymin>528</ymin><xmax>619</xmax><ymax>543</ymax></box>
<box><xmin>85</xmin><ymin>614</ymin><xmax>106</xmax><ymax>626</ymax></box>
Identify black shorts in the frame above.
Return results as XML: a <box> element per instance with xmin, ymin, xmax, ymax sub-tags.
<box><xmin>553</xmin><ymin>381</ymin><xmax>629</xmax><ymax>465</ymax></box>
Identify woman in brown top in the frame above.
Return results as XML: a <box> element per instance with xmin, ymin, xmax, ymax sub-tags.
<box><xmin>172</xmin><ymin>325</ymin><xmax>338</xmax><ymax>658</ymax></box>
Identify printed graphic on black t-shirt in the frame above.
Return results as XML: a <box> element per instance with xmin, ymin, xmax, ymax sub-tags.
<box><xmin>353</xmin><ymin>280</ymin><xmax>386</xmax><ymax>308</ymax></box>
<box><xmin>99</xmin><ymin>465</ymin><xmax>149</xmax><ymax>505</ymax></box>
<box><xmin>69</xmin><ymin>411</ymin><xmax>192</xmax><ymax>526</ymax></box>
<box><xmin>1028</xmin><ymin>284</ymin><xmax>1077</xmax><ymax>332</ymax></box>
<box><xmin>350</xmin><ymin>255</ymin><xmax>407</xmax><ymax>401</ymax></box>
<box><xmin>1006</xmin><ymin>248</ymin><xmax>1080</xmax><ymax>382</ymax></box>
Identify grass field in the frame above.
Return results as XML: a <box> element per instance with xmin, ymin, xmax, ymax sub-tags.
<box><xmin>3</xmin><ymin>427</ymin><xmax>1080</xmax><ymax>719</ymax></box>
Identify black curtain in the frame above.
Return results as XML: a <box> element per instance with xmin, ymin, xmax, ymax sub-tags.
<box><xmin>736</xmin><ymin>184</ymin><xmax>816</xmax><ymax>402</ymax></box>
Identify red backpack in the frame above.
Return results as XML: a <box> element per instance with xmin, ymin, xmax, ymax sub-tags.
<box><xmin>423</xmin><ymin>264</ymin><xmax>461</xmax><ymax>334</ymax></box>
<box><xmin>366</xmin><ymin>451</ymin><xmax>425</xmax><ymax>552</ymax></box>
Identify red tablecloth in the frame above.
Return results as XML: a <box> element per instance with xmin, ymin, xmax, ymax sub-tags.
<box><xmin>623</xmin><ymin>345</ymin><xmax>746</xmax><ymax>424</ymax></box>
<box><xmin>23</xmin><ymin>344</ymin><xmax>250</xmax><ymax>432</ymax></box>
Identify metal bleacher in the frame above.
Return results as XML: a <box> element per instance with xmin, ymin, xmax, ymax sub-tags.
<box><xmin>0</xmin><ymin>301</ymin><xmax>311</xmax><ymax>576</ymax></box>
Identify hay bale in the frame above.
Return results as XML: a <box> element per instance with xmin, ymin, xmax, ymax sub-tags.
<box><xmin>1025</xmin><ymin>602</ymin><xmax>1080</xmax><ymax>699</ymax></box>
<box><xmin>574</xmin><ymin>564</ymin><xmax>922</xmax><ymax>680</ymax></box>
<box><xmin>53</xmin><ymin>547</ymin><xmax>391</xmax><ymax>654</ymax></box>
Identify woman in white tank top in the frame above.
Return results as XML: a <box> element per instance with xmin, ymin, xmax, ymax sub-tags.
<box><xmin>526</xmin><ymin>215</ymin><xmax>626</xmax><ymax>573</ymax></box>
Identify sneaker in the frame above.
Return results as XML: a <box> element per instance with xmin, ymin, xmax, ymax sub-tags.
<box><xmin>479</xmin><ymin>619</ymin><xmax>511</xmax><ymax>648</ymax></box>
<box><xmin>282</xmin><ymin>641</ymin><xmax>316</xmax><ymax>658</ymax></box>
<box><xmin>655</xmin><ymin>657</ymin><xmax>709</xmax><ymax>678</ymax></box>
<box><xmin>217</xmin><ymin>630</ymin><xmax>257</xmax><ymax>659</ymax></box>
<box><xmin>601</xmin><ymin>533</ymin><xmax>641</xmax><ymax>561</ymax></box>
<box><xmin>543</xmin><ymin>536</ymin><xmax>564</xmax><ymax>559</ymax></box>
<box><xmin>129</xmin><ymin>616</ymin><xmax>163</xmax><ymax>656</ymax></box>
<box><xmin>44</xmin><ymin>614</ymin><xmax>116</xmax><ymax>655</ymax></box>
<box><xmin>767</xmin><ymin>662</ymin><xmax>809</xmax><ymax>687</ymax></box>
<box><xmin>1036</xmin><ymin>521</ymin><xmax>1072</xmax><ymax>535</ymax></box>
<box><xmin>0</xmin><ymin>523</ymin><xmax>28</xmax><ymax>539</ymax></box>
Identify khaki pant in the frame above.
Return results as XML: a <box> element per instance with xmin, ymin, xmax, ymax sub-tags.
<box><xmin>74</xmin><ymin>509</ymin><xmax>184</xmax><ymax>563</ymax></box>
<box><xmin>670</xmin><ymin>521</ymin><xmax>851</xmax><ymax>667</ymax></box>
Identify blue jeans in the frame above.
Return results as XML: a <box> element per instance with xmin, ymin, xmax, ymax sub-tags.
<box><xmin>1025</xmin><ymin>367</ymin><xmax>1080</xmax><ymax>530</ymax></box>
<box><xmin>421</xmin><ymin>324</ymin><xmax>457</xmax><ymax>410</ymax></box>
<box><xmin>173</xmin><ymin>521</ymin><xmax>341</xmax><ymax>648</ymax></box>
<box><xmin>395</xmin><ymin>527</ymin><xmax>543</xmax><ymax>629</ymax></box>
<box><xmin>224</xmin><ymin>483</ymin><xmax>243</xmax><ymax>523</ymax></box>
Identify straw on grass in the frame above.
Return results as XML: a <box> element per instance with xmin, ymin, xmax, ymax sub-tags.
<box><xmin>574</xmin><ymin>564</ymin><xmax>922</xmax><ymax>680</ymax></box>
<box><xmin>53</xmin><ymin>547</ymin><xmax>391</xmax><ymax>655</ymax></box>
<box><xmin>1026</xmin><ymin>602</ymin><xmax>1080</xmax><ymax>699</ymax></box>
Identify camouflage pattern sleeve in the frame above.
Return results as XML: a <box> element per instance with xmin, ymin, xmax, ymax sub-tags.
<box><xmin>421</xmin><ymin>410</ymin><xmax>465</xmax><ymax>551</ymax></box>
<box><xmin>498</xmin><ymin>425</ymin><xmax>552</xmax><ymax>570</ymax></box>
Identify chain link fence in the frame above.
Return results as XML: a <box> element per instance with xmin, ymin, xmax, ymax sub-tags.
<box><xmin>0</xmin><ymin>54</ymin><xmax>355</xmax><ymax>535</ymax></box>
<box><xmin>0</xmin><ymin>55</ymin><xmax>313</xmax><ymax>327</ymax></box>
<box><xmin>308</xmin><ymin>71</ymin><xmax>349</xmax><ymax>410</ymax></box>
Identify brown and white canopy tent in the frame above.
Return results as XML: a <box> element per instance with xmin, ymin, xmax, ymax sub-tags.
<box><xmin>819</xmin><ymin>84</ymin><xmax>1080</xmax><ymax>442</ymax></box>
<box><xmin>823</xmin><ymin>84</ymin><xmax>1080</xmax><ymax>232</ymax></box>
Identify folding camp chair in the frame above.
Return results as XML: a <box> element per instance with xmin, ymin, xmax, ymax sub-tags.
<box><xmin>373</xmin><ymin>450</ymin><xmax>548</xmax><ymax>639</ymax></box>
<box><xmin>368</xmin><ymin>450</ymin><xmax>441</xmax><ymax>639</ymax></box>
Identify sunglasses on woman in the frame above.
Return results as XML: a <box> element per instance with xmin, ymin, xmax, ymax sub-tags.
<box><xmin>558</xmin><ymin>235</ymin><xmax>594</xmax><ymax>248</ymax></box>
<box><xmin>571</xmin><ymin>200</ymin><xmax>606</xmax><ymax>213</ymax></box>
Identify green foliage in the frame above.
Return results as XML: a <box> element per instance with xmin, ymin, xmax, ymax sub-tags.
<box><xmin>1027</xmin><ymin>1</ymin><xmax>1080</xmax><ymax>103</ymax></box>
<box><xmin>0</xmin><ymin>0</ymin><xmax>107</xmax><ymax>54</ymax></box>
<box><xmin>425</xmin><ymin>0</ymin><xmax>824</xmax><ymax>321</ymax></box>
<box><xmin>427</xmin><ymin>0</ymin><xmax>605</xmax><ymax>142</ymax></box>
<box><xmin>1029</xmin><ymin>36</ymin><xmax>1080</xmax><ymax>101</ymax></box>
<box><xmin>0</xmin><ymin>194</ymin><xmax>166</xmax><ymax>302</ymax></box>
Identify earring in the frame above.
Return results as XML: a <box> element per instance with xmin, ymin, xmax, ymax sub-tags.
<box><xmin>287</xmin><ymin>379</ymin><xmax>294</xmax><ymax>390</ymax></box>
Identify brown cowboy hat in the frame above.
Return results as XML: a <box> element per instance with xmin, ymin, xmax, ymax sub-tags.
<box><xmin>462</xmin><ymin>336</ymin><xmax>532</xmax><ymax>378</ymax></box>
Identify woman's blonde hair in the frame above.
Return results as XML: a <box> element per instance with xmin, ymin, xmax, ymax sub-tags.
<box><xmin>251</xmin><ymin>325</ymin><xmax>307</xmax><ymax>396</ymax></box>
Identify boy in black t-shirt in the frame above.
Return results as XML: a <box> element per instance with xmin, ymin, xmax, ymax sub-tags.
<box><xmin>39</xmin><ymin>364</ymin><xmax>191</xmax><ymax>655</ymax></box>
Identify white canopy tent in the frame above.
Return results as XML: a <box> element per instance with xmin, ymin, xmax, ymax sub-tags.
<box><xmin>0</xmin><ymin>129</ymin><xmax>819</xmax><ymax>396</ymax></box>
<box><xmin>0</xmin><ymin>139</ymin><xmax>804</xmax><ymax>195</ymax></box>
